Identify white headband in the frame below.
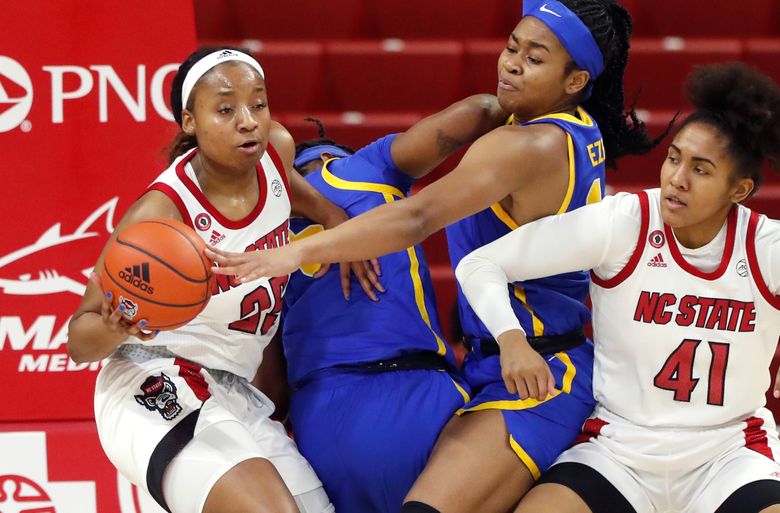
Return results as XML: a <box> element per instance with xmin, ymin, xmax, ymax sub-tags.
<box><xmin>181</xmin><ymin>49</ymin><xmax>265</xmax><ymax>111</ymax></box>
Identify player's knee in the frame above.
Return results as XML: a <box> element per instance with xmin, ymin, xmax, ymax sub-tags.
<box><xmin>401</xmin><ymin>501</ymin><xmax>443</xmax><ymax>513</ymax></box>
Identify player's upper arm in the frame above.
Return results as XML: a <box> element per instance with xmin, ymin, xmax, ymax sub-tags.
<box><xmin>390</xmin><ymin>94</ymin><xmax>508</xmax><ymax>179</ymax></box>
<box><xmin>404</xmin><ymin>123</ymin><xmax>569</xmax><ymax>235</ymax></box>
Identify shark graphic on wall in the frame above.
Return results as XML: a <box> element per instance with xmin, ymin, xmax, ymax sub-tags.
<box><xmin>0</xmin><ymin>198</ymin><xmax>118</xmax><ymax>297</ymax></box>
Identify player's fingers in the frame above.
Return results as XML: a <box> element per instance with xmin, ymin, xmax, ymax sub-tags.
<box><xmin>355</xmin><ymin>267</ymin><xmax>378</xmax><ymax>302</ymax></box>
<box><xmin>535</xmin><ymin>374</ymin><xmax>549</xmax><ymax>401</ymax></box>
<box><xmin>135</xmin><ymin>330</ymin><xmax>159</xmax><ymax>342</ymax></box>
<box><xmin>313</xmin><ymin>262</ymin><xmax>331</xmax><ymax>279</ymax></box>
<box><xmin>547</xmin><ymin>370</ymin><xmax>557</xmax><ymax>396</ymax></box>
<box><xmin>101</xmin><ymin>291</ymin><xmax>113</xmax><ymax>322</ymax></box>
<box><xmin>525</xmin><ymin>376</ymin><xmax>540</xmax><ymax>401</ymax></box>
<box><xmin>362</xmin><ymin>261</ymin><xmax>385</xmax><ymax>294</ymax></box>
<box><xmin>89</xmin><ymin>271</ymin><xmax>104</xmax><ymax>289</ymax></box>
<box><xmin>370</xmin><ymin>258</ymin><xmax>381</xmax><ymax>277</ymax></box>
<box><xmin>339</xmin><ymin>263</ymin><xmax>351</xmax><ymax>300</ymax></box>
<box><xmin>503</xmin><ymin>374</ymin><xmax>517</xmax><ymax>396</ymax></box>
<box><xmin>516</xmin><ymin>379</ymin><xmax>529</xmax><ymax>400</ymax></box>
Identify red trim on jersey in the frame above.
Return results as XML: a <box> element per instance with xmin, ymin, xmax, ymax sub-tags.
<box><xmin>747</xmin><ymin>210</ymin><xmax>780</xmax><ymax>310</ymax></box>
<box><xmin>591</xmin><ymin>191</ymin><xmax>649</xmax><ymax>289</ymax></box>
<box><xmin>265</xmin><ymin>143</ymin><xmax>292</xmax><ymax>203</ymax></box>
<box><xmin>574</xmin><ymin>417</ymin><xmax>609</xmax><ymax>445</ymax></box>
<box><xmin>665</xmin><ymin>205</ymin><xmax>736</xmax><ymax>281</ymax></box>
<box><xmin>174</xmin><ymin>358</ymin><xmax>211</xmax><ymax>402</ymax></box>
<box><xmin>744</xmin><ymin>416</ymin><xmax>774</xmax><ymax>460</ymax></box>
<box><xmin>146</xmin><ymin>183</ymin><xmax>194</xmax><ymax>230</ymax></box>
<box><xmin>174</xmin><ymin>148</ymin><xmax>268</xmax><ymax>230</ymax></box>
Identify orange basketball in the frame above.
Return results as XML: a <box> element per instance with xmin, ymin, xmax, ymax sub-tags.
<box><xmin>100</xmin><ymin>218</ymin><xmax>216</xmax><ymax>331</ymax></box>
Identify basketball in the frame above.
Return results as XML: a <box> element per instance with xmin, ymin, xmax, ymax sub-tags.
<box><xmin>100</xmin><ymin>218</ymin><xmax>216</xmax><ymax>331</ymax></box>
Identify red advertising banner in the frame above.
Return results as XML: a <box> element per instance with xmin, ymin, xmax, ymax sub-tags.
<box><xmin>0</xmin><ymin>422</ymin><xmax>166</xmax><ymax>513</ymax></box>
<box><xmin>0</xmin><ymin>1</ymin><xmax>196</xmax><ymax>421</ymax></box>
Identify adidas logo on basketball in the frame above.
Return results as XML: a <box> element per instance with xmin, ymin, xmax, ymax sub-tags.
<box><xmin>209</xmin><ymin>230</ymin><xmax>225</xmax><ymax>246</ymax></box>
<box><xmin>647</xmin><ymin>253</ymin><xmax>667</xmax><ymax>268</ymax></box>
<box><xmin>118</xmin><ymin>263</ymin><xmax>155</xmax><ymax>294</ymax></box>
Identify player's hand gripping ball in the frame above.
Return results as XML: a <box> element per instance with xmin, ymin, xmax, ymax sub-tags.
<box><xmin>100</xmin><ymin>218</ymin><xmax>216</xmax><ymax>331</ymax></box>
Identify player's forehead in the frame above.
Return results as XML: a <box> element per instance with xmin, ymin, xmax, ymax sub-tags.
<box><xmin>195</xmin><ymin>61</ymin><xmax>265</xmax><ymax>96</ymax></box>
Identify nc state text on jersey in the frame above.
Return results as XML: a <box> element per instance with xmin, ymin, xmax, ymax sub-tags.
<box><xmin>633</xmin><ymin>291</ymin><xmax>756</xmax><ymax>332</ymax></box>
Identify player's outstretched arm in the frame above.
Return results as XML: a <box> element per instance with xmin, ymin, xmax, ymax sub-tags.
<box><xmin>207</xmin><ymin>123</ymin><xmax>569</xmax><ymax>282</ymax></box>
<box><xmin>390</xmin><ymin>94</ymin><xmax>508</xmax><ymax>179</ymax></box>
<box><xmin>269</xmin><ymin>121</ymin><xmax>384</xmax><ymax>300</ymax></box>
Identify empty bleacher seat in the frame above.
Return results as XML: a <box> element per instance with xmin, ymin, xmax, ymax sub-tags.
<box><xmin>625</xmin><ymin>38</ymin><xmax>743</xmax><ymax>111</ymax></box>
<box><xmin>464</xmin><ymin>39</ymin><xmax>504</xmax><ymax>96</ymax></box>
<box><xmin>745</xmin><ymin>38</ymin><xmax>780</xmax><ymax>88</ymax></box>
<box><xmin>247</xmin><ymin>42</ymin><xmax>326</xmax><ymax>113</ymax></box>
<box><xmin>232</xmin><ymin>0</ymin><xmax>370</xmax><ymax>40</ymax></box>
<box><xmin>367</xmin><ymin>0</ymin><xmax>509</xmax><ymax>39</ymax></box>
<box><xmin>324</xmin><ymin>40</ymin><xmax>465</xmax><ymax>112</ymax></box>
<box><xmin>631</xmin><ymin>0</ymin><xmax>778</xmax><ymax>37</ymax></box>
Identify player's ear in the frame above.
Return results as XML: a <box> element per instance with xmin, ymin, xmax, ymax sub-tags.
<box><xmin>565</xmin><ymin>69</ymin><xmax>590</xmax><ymax>96</ymax></box>
<box><xmin>182</xmin><ymin>109</ymin><xmax>196</xmax><ymax>136</ymax></box>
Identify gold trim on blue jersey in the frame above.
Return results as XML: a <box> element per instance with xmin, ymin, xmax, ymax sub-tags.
<box><xmin>530</xmin><ymin>106</ymin><xmax>594</xmax><ymax>127</ymax></box>
<box><xmin>509</xmin><ymin>436</ymin><xmax>542</xmax><ymax>480</ymax></box>
<box><xmin>456</xmin><ymin>351</ymin><xmax>577</xmax><ymax>413</ymax></box>
<box><xmin>586</xmin><ymin>178</ymin><xmax>602</xmax><ymax>205</ymax></box>
<box><xmin>444</xmin><ymin>372</ymin><xmax>471</xmax><ymax>404</ymax></box>
<box><xmin>490</xmin><ymin>202</ymin><xmax>519</xmax><ymax>230</ymax></box>
<box><xmin>321</xmin><ymin>158</ymin><xmax>406</xmax><ymax>198</ymax></box>
<box><xmin>513</xmin><ymin>285</ymin><xmax>544</xmax><ymax>337</ymax></box>
<box><xmin>320</xmin><ymin>160</ymin><xmax>447</xmax><ymax>356</ymax></box>
<box><xmin>290</xmin><ymin>224</ymin><xmax>325</xmax><ymax>276</ymax></box>
<box><xmin>556</xmin><ymin>133</ymin><xmax>576</xmax><ymax>214</ymax></box>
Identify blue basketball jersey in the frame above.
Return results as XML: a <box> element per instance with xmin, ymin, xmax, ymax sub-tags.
<box><xmin>447</xmin><ymin>107</ymin><xmax>606</xmax><ymax>357</ymax></box>
<box><xmin>283</xmin><ymin>134</ymin><xmax>456</xmax><ymax>388</ymax></box>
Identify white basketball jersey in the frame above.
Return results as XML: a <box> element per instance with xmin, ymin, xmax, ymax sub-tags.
<box><xmin>132</xmin><ymin>145</ymin><xmax>291</xmax><ymax>379</ymax></box>
<box><xmin>590</xmin><ymin>189</ymin><xmax>780</xmax><ymax>427</ymax></box>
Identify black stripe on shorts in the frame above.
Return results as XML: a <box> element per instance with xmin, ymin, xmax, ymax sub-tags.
<box><xmin>146</xmin><ymin>408</ymin><xmax>201</xmax><ymax>512</ymax></box>
<box><xmin>538</xmin><ymin>462</ymin><xmax>637</xmax><ymax>513</ymax></box>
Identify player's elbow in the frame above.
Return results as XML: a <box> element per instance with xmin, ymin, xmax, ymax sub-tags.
<box><xmin>455</xmin><ymin>252</ymin><xmax>489</xmax><ymax>291</ymax></box>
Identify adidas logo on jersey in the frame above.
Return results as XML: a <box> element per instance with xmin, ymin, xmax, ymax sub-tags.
<box><xmin>209</xmin><ymin>230</ymin><xmax>225</xmax><ymax>246</ymax></box>
<box><xmin>647</xmin><ymin>253</ymin><xmax>668</xmax><ymax>268</ymax></box>
<box><xmin>118</xmin><ymin>263</ymin><xmax>154</xmax><ymax>294</ymax></box>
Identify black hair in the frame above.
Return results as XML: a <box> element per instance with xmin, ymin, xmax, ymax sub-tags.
<box><xmin>294</xmin><ymin>117</ymin><xmax>356</xmax><ymax>163</ymax></box>
<box><xmin>559</xmin><ymin>0</ymin><xmax>668</xmax><ymax>169</ymax></box>
<box><xmin>680</xmin><ymin>62</ymin><xmax>780</xmax><ymax>192</ymax></box>
<box><xmin>166</xmin><ymin>46</ymin><xmax>255</xmax><ymax>163</ymax></box>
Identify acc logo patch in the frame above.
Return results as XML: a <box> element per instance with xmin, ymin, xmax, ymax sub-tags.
<box><xmin>134</xmin><ymin>373</ymin><xmax>182</xmax><ymax>421</ymax></box>
<box><xmin>194</xmin><ymin>213</ymin><xmax>211</xmax><ymax>231</ymax></box>
<box><xmin>649</xmin><ymin>230</ymin><xmax>665</xmax><ymax>249</ymax></box>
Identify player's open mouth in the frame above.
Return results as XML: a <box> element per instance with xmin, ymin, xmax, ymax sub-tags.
<box><xmin>239</xmin><ymin>141</ymin><xmax>260</xmax><ymax>153</ymax></box>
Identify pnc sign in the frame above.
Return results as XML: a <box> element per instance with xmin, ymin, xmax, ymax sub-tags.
<box><xmin>0</xmin><ymin>55</ymin><xmax>179</xmax><ymax>132</ymax></box>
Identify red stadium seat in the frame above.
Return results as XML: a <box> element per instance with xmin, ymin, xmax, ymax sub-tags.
<box><xmin>608</xmin><ymin>110</ymin><xmax>678</xmax><ymax>189</ymax></box>
<box><xmin>277</xmin><ymin>112</ymin><xmax>424</xmax><ymax>151</ymax></box>
<box><xmin>367</xmin><ymin>0</ymin><xmax>508</xmax><ymax>39</ymax></box>
<box><xmin>193</xmin><ymin>0</ymin><xmax>240</xmax><ymax>40</ymax></box>
<box><xmin>324</xmin><ymin>40</ymin><xmax>465</xmax><ymax>112</ymax></box>
<box><xmin>248</xmin><ymin>42</ymin><xmax>326</xmax><ymax>113</ymax></box>
<box><xmin>631</xmin><ymin>0</ymin><xmax>778</xmax><ymax>37</ymax></box>
<box><xmin>625</xmin><ymin>38</ymin><xmax>743</xmax><ymax>111</ymax></box>
<box><xmin>232</xmin><ymin>0</ymin><xmax>371</xmax><ymax>40</ymax></box>
<box><xmin>745</xmin><ymin>39</ymin><xmax>780</xmax><ymax>89</ymax></box>
<box><xmin>464</xmin><ymin>40</ymin><xmax>504</xmax><ymax>96</ymax></box>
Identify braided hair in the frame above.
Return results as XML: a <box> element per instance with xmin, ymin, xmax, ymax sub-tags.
<box><xmin>560</xmin><ymin>0</ymin><xmax>668</xmax><ymax>169</ymax></box>
<box><xmin>294</xmin><ymin>117</ymin><xmax>356</xmax><ymax>161</ymax></box>
<box><xmin>680</xmin><ymin>62</ymin><xmax>780</xmax><ymax>192</ymax></box>
<box><xmin>166</xmin><ymin>46</ymin><xmax>254</xmax><ymax>163</ymax></box>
